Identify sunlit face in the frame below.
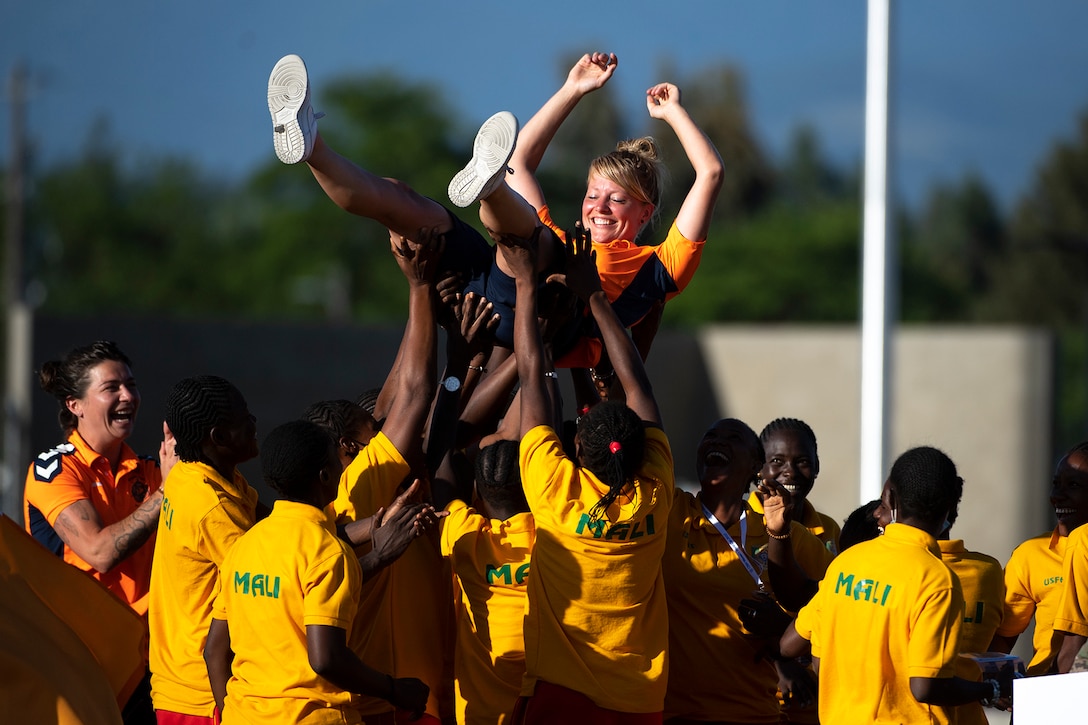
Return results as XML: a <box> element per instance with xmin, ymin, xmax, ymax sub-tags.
<box><xmin>760</xmin><ymin>430</ymin><xmax>819</xmax><ymax>502</ymax></box>
<box><xmin>696</xmin><ymin>419</ymin><xmax>761</xmax><ymax>498</ymax></box>
<box><xmin>1052</xmin><ymin>449</ymin><xmax>1088</xmax><ymax>536</ymax></box>
<box><xmin>581</xmin><ymin>173</ymin><xmax>653</xmax><ymax>245</ymax></box>
<box><xmin>66</xmin><ymin>360</ymin><xmax>140</xmax><ymax>447</ymax></box>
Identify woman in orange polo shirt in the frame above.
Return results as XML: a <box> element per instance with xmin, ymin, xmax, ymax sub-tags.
<box><xmin>23</xmin><ymin>339</ymin><xmax>176</xmax><ymax>724</ymax></box>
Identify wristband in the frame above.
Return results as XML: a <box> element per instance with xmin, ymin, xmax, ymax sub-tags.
<box><xmin>468</xmin><ymin>365</ymin><xmax>487</xmax><ymax>373</ymax></box>
<box><xmin>980</xmin><ymin>678</ymin><xmax>1000</xmax><ymax>706</ymax></box>
<box><xmin>767</xmin><ymin>529</ymin><xmax>791</xmax><ymax>540</ymax></box>
<box><xmin>544</xmin><ymin>371</ymin><xmax>558</xmax><ymax>379</ymax></box>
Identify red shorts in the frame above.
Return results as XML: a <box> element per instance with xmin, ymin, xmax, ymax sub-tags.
<box><xmin>510</xmin><ymin>681</ymin><xmax>662</xmax><ymax>725</ymax></box>
<box><xmin>154</xmin><ymin>710</ymin><xmax>219</xmax><ymax>725</ymax></box>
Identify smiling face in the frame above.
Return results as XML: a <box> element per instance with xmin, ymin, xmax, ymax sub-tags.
<box><xmin>1052</xmin><ymin>448</ymin><xmax>1088</xmax><ymax>536</ymax></box>
<box><xmin>65</xmin><ymin>359</ymin><xmax>140</xmax><ymax>450</ymax></box>
<box><xmin>581</xmin><ymin>173</ymin><xmax>653</xmax><ymax>245</ymax></box>
<box><xmin>696</xmin><ymin>419</ymin><xmax>763</xmax><ymax>500</ymax></box>
<box><xmin>760</xmin><ymin>429</ymin><xmax>819</xmax><ymax>503</ymax></box>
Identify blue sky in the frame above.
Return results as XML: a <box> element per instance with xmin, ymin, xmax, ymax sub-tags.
<box><xmin>4</xmin><ymin>1</ymin><xmax>1087</xmax><ymax>212</ymax></box>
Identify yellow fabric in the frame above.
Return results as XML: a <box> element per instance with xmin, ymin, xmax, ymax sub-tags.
<box><xmin>149</xmin><ymin>461</ymin><xmax>258</xmax><ymax>717</ymax></box>
<box><xmin>0</xmin><ymin>514</ymin><xmax>146</xmax><ymax>724</ymax></box>
<box><xmin>663</xmin><ymin>492</ymin><xmax>820</xmax><ymax>723</ymax></box>
<box><xmin>995</xmin><ymin>528</ymin><xmax>1067</xmax><ymax>674</ymax></box>
<box><xmin>794</xmin><ymin>523</ymin><xmax>962</xmax><ymax>725</ymax></box>
<box><xmin>1055</xmin><ymin>523</ymin><xmax>1088</xmax><ymax>637</ymax></box>
<box><xmin>939</xmin><ymin>539</ymin><xmax>1005</xmax><ymax>725</ymax></box>
<box><xmin>215</xmin><ymin>500</ymin><xmax>363</xmax><ymax>724</ymax></box>
<box><xmin>333</xmin><ymin>432</ymin><xmax>451</xmax><ymax>721</ymax></box>
<box><xmin>518</xmin><ymin>424</ymin><xmax>674</xmax><ymax>713</ymax></box>
<box><xmin>23</xmin><ymin>430</ymin><xmax>162</xmax><ymax>614</ymax></box>
<box><xmin>440</xmin><ymin>500</ymin><xmax>534</xmax><ymax>725</ymax></box>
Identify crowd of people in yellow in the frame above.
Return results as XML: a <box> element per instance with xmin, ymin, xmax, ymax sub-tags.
<box><xmin>11</xmin><ymin>49</ymin><xmax>1088</xmax><ymax>725</ymax></box>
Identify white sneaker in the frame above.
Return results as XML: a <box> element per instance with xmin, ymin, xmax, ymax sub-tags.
<box><xmin>268</xmin><ymin>54</ymin><xmax>322</xmax><ymax>164</ymax></box>
<box><xmin>448</xmin><ymin>111</ymin><xmax>519</xmax><ymax>208</ymax></box>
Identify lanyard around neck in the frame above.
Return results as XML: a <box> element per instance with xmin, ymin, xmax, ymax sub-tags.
<box><xmin>701</xmin><ymin>502</ymin><xmax>765</xmax><ymax>591</ymax></box>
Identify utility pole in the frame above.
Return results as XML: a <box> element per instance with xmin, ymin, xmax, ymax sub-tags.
<box><xmin>859</xmin><ymin>0</ymin><xmax>897</xmax><ymax>504</ymax></box>
<box><xmin>4</xmin><ymin>62</ymin><xmax>32</xmax><ymax>523</ymax></box>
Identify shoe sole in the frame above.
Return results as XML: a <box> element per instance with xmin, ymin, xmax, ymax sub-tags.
<box><xmin>448</xmin><ymin>111</ymin><xmax>519</xmax><ymax>207</ymax></box>
<box><xmin>268</xmin><ymin>54</ymin><xmax>313</xmax><ymax>164</ymax></box>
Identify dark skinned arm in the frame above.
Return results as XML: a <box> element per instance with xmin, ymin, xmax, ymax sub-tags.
<box><xmin>307</xmin><ymin>624</ymin><xmax>429</xmax><ymax>719</ymax></box>
<box><xmin>379</xmin><ymin>229</ymin><xmax>440</xmax><ymax>468</ymax></box>
<box><xmin>204</xmin><ymin>617</ymin><xmax>232</xmax><ymax>715</ymax></box>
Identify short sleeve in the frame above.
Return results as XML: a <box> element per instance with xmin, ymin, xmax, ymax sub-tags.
<box><xmin>996</xmin><ymin>545</ymin><xmax>1036</xmax><ymax>637</ymax></box>
<box><xmin>303</xmin><ymin>548</ymin><xmax>361</xmax><ymax>629</ymax></box>
<box><xmin>652</xmin><ymin>222</ymin><xmax>705</xmax><ymax>296</ymax></box>
<box><xmin>23</xmin><ymin>457</ymin><xmax>88</xmax><ymax>526</ymax></box>
<box><xmin>1055</xmin><ymin>531</ymin><xmax>1088</xmax><ymax>637</ymax></box>
<box><xmin>519</xmin><ymin>425</ymin><xmax>576</xmax><ymax>505</ymax></box>
<box><xmin>906</xmin><ymin>583</ymin><xmax>963</xmax><ymax>678</ymax></box>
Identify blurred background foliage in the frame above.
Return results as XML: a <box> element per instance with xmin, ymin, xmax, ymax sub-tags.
<box><xmin>5</xmin><ymin>61</ymin><xmax>1088</xmax><ymax>443</ymax></box>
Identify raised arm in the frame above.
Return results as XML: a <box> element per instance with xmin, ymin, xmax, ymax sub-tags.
<box><xmin>548</xmin><ymin>224</ymin><xmax>661</xmax><ymax>426</ymax></box>
<box><xmin>507</xmin><ymin>52</ymin><xmax>618</xmax><ymax>210</ymax></box>
<box><xmin>645</xmin><ymin>83</ymin><xmax>724</xmax><ymax>242</ymax></box>
<box><xmin>500</xmin><ymin>229</ymin><xmax>551</xmax><ymax>436</ymax></box>
<box><xmin>378</xmin><ymin>229</ymin><xmax>440</xmax><ymax>462</ymax></box>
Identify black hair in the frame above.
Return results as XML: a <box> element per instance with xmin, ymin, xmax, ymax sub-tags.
<box><xmin>165</xmin><ymin>375</ymin><xmax>240</xmax><ymax>463</ymax></box>
<box><xmin>261</xmin><ymin>420</ymin><xmax>335</xmax><ymax>501</ymax></box>
<box><xmin>576</xmin><ymin>401</ymin><xmax>646</xmax><ymax>521</ymax></box>
<box><xmin>759</xmin><ymin>417</ymin><xmax>818</xmax><ymax>458</ymax></box>
<box><xmin>38</xmin><ymin>341</ymin><xmax>132</xmax><ymax>435</ymax></box>
<box><xmin>355</xmin><ymin>388</ymin><xmax>382</xmax><ymax>416</ymax></box>
<box><xmin>303</xmin><ymin>399</ymin><xmax>364</xmax><ymax>440</ymax></box>
<box><xmin>839</xmin><ymin>499</ymin><xmax>882</xmax><ymax>551</ymax></box>
<box><xmin>888</xmin><ymin>446</ymin><xmax>963</xmax><ymax>526</ymax></box>
<box><xmin>475</xmin><ymin>439</ymin><xmax>528</xmax><ymax>513</ymax></box>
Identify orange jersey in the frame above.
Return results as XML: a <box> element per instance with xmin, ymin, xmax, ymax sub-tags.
<box><xmin>23</xmin><ymin>430</ymin><xmax>162</xmax><ymax>614</ymax></box>
<box><xmin>540</xmin><ymin>206</ymin><xmax>704</xmax><ymax>329</ymax></box>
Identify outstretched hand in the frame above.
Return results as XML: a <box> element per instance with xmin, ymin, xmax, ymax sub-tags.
<box><xmin>495</xmin><ymin>227</ymin><xmax>542</xmax><ymax>281</ymax></box>
<box><xmin>546</xmin><ymin>222</ymin><xmax>601</xmax><ymax>301</ymax></box>
<box><xmin>390</xmin><ymin>226</ymin><xmax>445</xmax><ymax>286</ymax></box>
<box><xmin>449</xmin><ymin>292</ymin><xmax>500</xmax><ymax>364</ymax></box>
<box><xmin>646</xmin><ymin>82</ymin><xmax>683</xmax><ymax>120</ymax></box>
<box><xmin>567</xmin><ymin>52</ymin><xmax>618</xmax><ymax>95</ymax></box>
<box><xmin>159</xmin><ymin>420</ymin><xmax>179</xmax><ymax>483</ymax></box>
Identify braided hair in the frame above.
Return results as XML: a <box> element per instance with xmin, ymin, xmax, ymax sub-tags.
<box><xmin>475</xmin><ymin>439</ymin><xmax>528</xmax><ymax>513</ymax></box>
<box><xmin>303</xmin><ymin>400</ymin><xmax>361</xmax><ymax>440</ymax></box>
<box><xmin>355</xmin><ymin>388</ymin><xmax>382</xmax><ymax>416</ymax></box>
<box><xmin>577</xmin><ymin>401</ymin><xmax>646</xmax><ymax>521</ymax></box>
<box><xmin>839</xmin><ymin>499</ymin><xmax>882</xmax><ymax>551</ymax></box>
<box><xmin>165</xmin><ymin>375</ymin><xmax>239</xmax><ymax>463</ymax></box>
<box><xmin>888</xmin><ymin>446</ymin><xmax>963</xmax><ymax>526</ymax></box>
<box><xmin>261</xmin><ymin>419</ymin><xmax>335</xmax><ymax>501</ymax></box>
<box><xmin>38</xmin><ymin>341</ymin><xmax>132</xmax><ymax>435</ymax></box>
<box><xmin>759</xmin><ymin>417</ymin><xmax>818</xmax><ymax>458</ymax></box>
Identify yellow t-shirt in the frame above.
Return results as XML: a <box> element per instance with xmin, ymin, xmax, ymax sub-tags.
<box><xmin>214</xmin><ymin>500</ymin><xmax>363</xmax><ymax>724</ymax></box>
<box><xmin>440</xmin><ymin>500</ymin><xmax>534</xmax><ymax>725</ymax></box>
<box><xmin>794</xmin><ymin>523</ymin><xmax>962</xmax><ymax>725</ymax></box>
<box><xmin>995</xmin><ymin>528</ymin><xmax>1067</xmax><ymax>674</ymax></box>
<box><xmin>332</xmin><ymin>432</ymin><xmax>451</xmax><ymax>721</ymax></box>
<box><xmin>149</xmin><ymin>460</ymin><xmax>258</xmax><ymax>717</ymax></box>
<box><xmin>1055</xmin><ymin>523</ymin><xmax>1088</xmax><ymax>638</ymax></box>
<box><xmin>518</xmin><ymin>424</ymin><xmax>674</xmax><ymax>713</ymax></box>
<box><xmin>663</xmin><ymin>492</ymin><xmax>822</xmax><ymax>723</ymax></box>
<box><xmin>939</xmin><ymin>539</ymin><xmax>1005</xmax><ymax>725</ymax></box>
